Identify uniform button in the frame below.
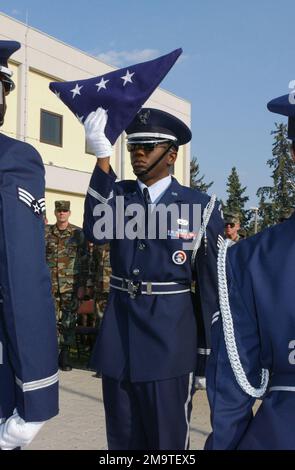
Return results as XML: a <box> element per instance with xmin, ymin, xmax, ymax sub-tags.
<box><xmin>133</xmin><ymin>268</ymin><xmax>140</xmax><ymax>276</ymax></box>
<box><xmin>138</xmin><ymin>242</ymin><xmax>146</xmax><ymax>250</ymax></box>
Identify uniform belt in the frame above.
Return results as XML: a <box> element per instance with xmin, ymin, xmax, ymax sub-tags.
<box><xmin>268</xmin><ymin>373</ymin><xmax>295</xmax><ymax>392</ymax></box>
<box><xmin>110</xmin><ymin>275</ymin><xmax>191</xmax><ymax>298</ymax></box>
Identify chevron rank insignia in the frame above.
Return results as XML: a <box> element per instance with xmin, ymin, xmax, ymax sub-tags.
<box><xmin>17</xmin><ymin>187</ymin><xmax>46</xmax><ymax>217</ymax></box>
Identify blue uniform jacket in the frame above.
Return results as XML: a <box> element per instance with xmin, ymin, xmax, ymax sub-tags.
<box><xmin>0</xmin><ymin>133</ymin><xmax>58</xmax><ymax>423</ymax></box>
<box><xmin>206</xmin><ymin>212</ymin><xmax>295</xmax><ymax>449</ymax></box>
<box><xmin>84</xmin><ymin>166</ymin><xmax>223</xmax><ymax>382</ymax></box>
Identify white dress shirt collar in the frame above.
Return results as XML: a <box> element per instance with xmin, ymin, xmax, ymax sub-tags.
<box><xmin>137</xmin><ymin>175</ymin><xmax>172</xmax><ymax>204</ymax></box>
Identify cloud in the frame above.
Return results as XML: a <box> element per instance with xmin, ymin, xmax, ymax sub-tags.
<box><xmin>94</xmin><ymin>49</ymin><xmax>161</xmax><ymax>67</ymax></box>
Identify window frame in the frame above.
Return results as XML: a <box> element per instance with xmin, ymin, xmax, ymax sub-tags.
<box><xmin>40</xmin><ymin>108</ymin><xmax>63</xmax><ymax>147</ymax></box>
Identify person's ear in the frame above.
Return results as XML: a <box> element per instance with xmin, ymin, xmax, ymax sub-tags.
<box><xmin>167</xmin><ymin>148</ymin><xmax>177</xmax><ymax>166</ymax></box>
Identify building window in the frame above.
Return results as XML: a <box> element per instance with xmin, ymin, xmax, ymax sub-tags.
<box><xmin>40</xmin><ymin>109</ymin><xmax>63</xmax><ymax>147</ymax></box>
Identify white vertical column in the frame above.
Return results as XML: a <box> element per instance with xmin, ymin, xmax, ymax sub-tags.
<box><xmin>16</xmin><ymin>61</ymin><xmax>28</xmax><ymax>142</ymax></box>
<box><xmin>120</xmin><ymin>133</ymin><xmax>126</xmax><ymax>180</ymax></box>
<box><xmin>183</xmin><ymin>142</ymin><xmax>191</xmax><ymax>187</ymax></box>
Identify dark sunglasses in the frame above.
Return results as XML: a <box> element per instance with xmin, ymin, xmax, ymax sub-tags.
<box><xmin>127</xmin><ymin>140</ymin><xmax>171</xmax><ymax>153</ymax></box>
<box><xmin>225</xmin><ymin>222</ymin><xmax>236</xmax><ymax>228</ymax></box>
<box><xmin>0</xmin><ymin>78</ymin><xmax>15</xmax><ymax>94</ymax></box>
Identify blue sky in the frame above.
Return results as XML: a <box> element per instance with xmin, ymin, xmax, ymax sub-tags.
<box><xmin>1</xmin><ymin>0</ymin><xmax>295</xmax><ymax>207</ymax></box>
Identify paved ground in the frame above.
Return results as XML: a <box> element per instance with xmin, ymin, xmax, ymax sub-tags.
<box><xmin>28</xmin><ymin>368</ymin><xmax>211</xmax><ymax>450</ymax></box>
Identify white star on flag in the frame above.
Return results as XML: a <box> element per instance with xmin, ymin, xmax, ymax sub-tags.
<box><xmin>54</xmin><ymin>90</ymin><xmax>61</xmax><ymax>99</ymax></box>
<box><xmin>70</xmin><ymin>83</ymin><xmax>83</xmax><ymax>98</ymax></box>
<box><xmin>75</xmin><ymin>114</ymin><xmax>84</xmax><ymax>123</ymax></box>
<box><xmin>120</xmin><ymin>70</ymin><xmax>135</xmax><ymax>86</ymax></box>
<box><xmin>96</xmin><ymin>77</ymin><xmax>109</xmax><ymax>92</ymax></box>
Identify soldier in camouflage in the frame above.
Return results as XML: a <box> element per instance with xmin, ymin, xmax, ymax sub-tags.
<box><xmin>93</xmin><ymin>243</ymin><xmax>111</xmax><ymax>323</ymax></box>
<box><xmin>224</xmin><ymin>212</ymin><xmax>241</xmax><ymax>244</ymax></box>
<box><xmin>45</xmin><ymin>200</ymin><xmax>89</xmax><ymax>371</ymax></box>
<box><xmin>88</xmin><ymin>242</ymin><xmax>111</xmax><ymax>325</ymax></box>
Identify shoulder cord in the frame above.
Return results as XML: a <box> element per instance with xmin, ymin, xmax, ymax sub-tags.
<box><xmin>217</xmin><ymin>238</ymin><xmax>269</xmax><ymax>397</ymax></box>
<box><xmin>191</xmin><ymin>194</ymin><xmax>216</xmax><ymax>268</ymax></box>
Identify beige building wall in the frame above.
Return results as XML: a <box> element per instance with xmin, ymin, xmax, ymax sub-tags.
<box><xmin>3</xmin><ymin>62</ymin><xmax>18</xmax><ymax>138</ymax></box>
<box><xmin>0</xmin><ymin>12</ymin><xmax>191</xmax><ymax>227</ymax></box>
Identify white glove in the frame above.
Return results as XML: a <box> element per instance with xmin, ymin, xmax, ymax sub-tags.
<box><xmin>0</xmin><ymin>410</ymin><xmax>45</xmax><ymax>450</ymax></box>
<box><xmin>84</xmin><ymin>107</ymin><xmax>112</xmax><ymax>158</ymax></box>
<box><xmin>195</xmin><ymin>376</ymin><xmax>206</xmax><ymax>390</ymax></box>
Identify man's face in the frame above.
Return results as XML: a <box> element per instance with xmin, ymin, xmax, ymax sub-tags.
<box><xmin>55</xmin><ymin>209</ymin><xmax>71</xmax><ymax>224</ymax></box>
<box><xmin>225</xmin><ymin>222</ymin><xmax>240</xmax><ymax>241</ymax></box>
<box><xmin>129</xmin><ymin>141</ymin><xmax>177</xmax><ymax>183</ymax></box>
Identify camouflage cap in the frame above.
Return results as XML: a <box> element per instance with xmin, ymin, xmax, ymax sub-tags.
<box><xmin>224</xmin><ymin>212</ymin><xmax>240</xmax><ymax>224</ymax></box>
<box><xmin>55</xmin><ymin>200</ymin><xmax>70</xmax><ymax>211</ymax></box>
<box><xmin>279</xmin><ymin>207</ymin><xmax>294</xmax><ymax>222</ymax></box>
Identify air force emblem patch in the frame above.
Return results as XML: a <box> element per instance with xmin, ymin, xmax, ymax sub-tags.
<box><xmin>17</xmin><ymin>187</ymin><xmax>46</xmax><ymax>217</ymax></box>
<box><xmin>172</xmin><ymin>250</ymin><xmax>187</xmax><ymax>265</ymax></box>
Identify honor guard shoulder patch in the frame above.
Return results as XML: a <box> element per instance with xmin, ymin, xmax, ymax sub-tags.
<box><xmin>17</xmin><ymin>187</ymin><xmax>46</xmax><ymax>217</ymax></box>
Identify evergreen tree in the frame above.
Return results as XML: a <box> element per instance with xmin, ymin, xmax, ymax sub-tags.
<box><xmin>224</xmin><ymin>166</ymin><xmax>249</xmax><ymax>226</ymax></box>
<box><xmin>190</xmin><ymin>156</ymin><xmax>213</xmax><ymax>192</ymax></box>
<box><xmin>257</xmin><ymin>123</ymin><xmax>295</xmax><ymax>228</ymax></box>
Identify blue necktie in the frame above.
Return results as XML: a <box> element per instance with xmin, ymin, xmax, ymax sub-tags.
<box><xmin>143</xmin><ymin>187</ymin><xmax>152</xmax><ymax>206</ymax></box>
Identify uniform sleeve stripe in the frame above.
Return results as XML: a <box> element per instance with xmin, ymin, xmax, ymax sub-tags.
<box><xmin>15</xmin><ymin>371</ymin><xmax>59</xmax><ymax>392</ymax></box>
<box><xmin>18</xmin><ymin>196</ymin><xmax>31</xmax><ymax>207</ymax></box>
<box><xmin>19</xmin><ymin>193</ymin><xmax>33</xmax><ymax>205</ymax></box>
<box><xmin>87</xmin><ymin>186</ymin><xmax>113</xmax><ymax>204</ymax></box>
<box><xmin>197</xmin><ymin>348</ymin><xmax>211</xmax><ymax>355</ymax></box>
<box><xmin>212</xmin><ymin>316</ymin><xmax>219</xmax><ymax>325</ymax></box>
<box><xmin>18</xmin><ymin>188</ymin><xmax>34</xmax><ymax>201</ymax></box>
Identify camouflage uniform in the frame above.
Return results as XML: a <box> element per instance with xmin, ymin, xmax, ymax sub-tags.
<box><xmin>88</xmin><ymin>243</ymin><xmax>111</xmax><ymax>325</ymax></box>
<box><xmin>45</xmin><ymin>207</ymin><xmax>88</xmax><ymax>349</ymax></box>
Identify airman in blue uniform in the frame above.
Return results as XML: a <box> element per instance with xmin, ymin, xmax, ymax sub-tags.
<box><xmin>0</xmin><ymin>41</ymin><xmax>58</xmax><ymax>450</ymax></box>
<box><xmin>205</xmin><ymin>93</ymin><xmax>295</xmax><ymax>450</ymax></box>
<box><xmin>83</xmin><ymin>107</ymin><xmax>224</xmax><ymax>450</ymax></box>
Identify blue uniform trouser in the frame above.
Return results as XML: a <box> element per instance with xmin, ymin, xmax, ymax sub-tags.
<box><xmin>102</xmin><ymin>373</ymin><xmax>195</xmax><ymax>450</ymax></box>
